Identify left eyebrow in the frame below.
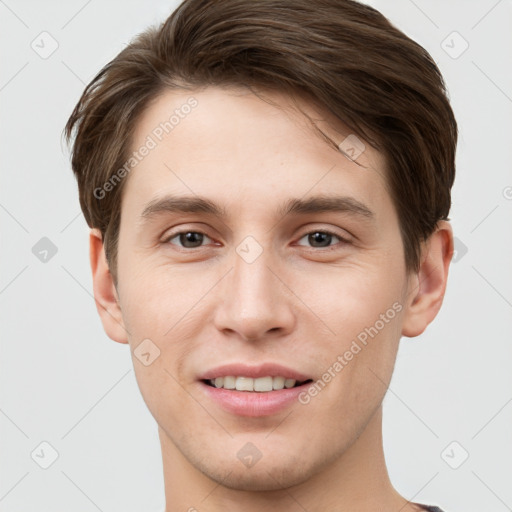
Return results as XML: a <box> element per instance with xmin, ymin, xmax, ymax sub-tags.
<box><xmin>277</xmin><ymin>195</ymin><xmax>374</xmax><ymax>220</ymax></box>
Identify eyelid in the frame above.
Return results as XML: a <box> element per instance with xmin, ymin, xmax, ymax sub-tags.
<box><xmin>161</xmin><ymin>222</ymin><xmax>213</xmax><ymax>240</ymax></box>
<box><xmin>296</xmin><ymin>224</ymin><xmax>353</xmax><ymax>242</ymax></box>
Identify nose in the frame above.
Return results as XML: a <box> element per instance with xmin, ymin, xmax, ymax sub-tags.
<box><xmin>213</xmin><ymin>243</ymin><xmax>296</xmax><ymax>342</ymax></box>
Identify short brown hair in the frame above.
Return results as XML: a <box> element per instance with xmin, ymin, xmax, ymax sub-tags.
<box><xmin>64</xmin><ymin>0</ymin><xmax>457</xmax><ymax>283</ymax></box>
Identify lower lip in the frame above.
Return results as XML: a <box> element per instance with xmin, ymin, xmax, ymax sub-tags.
<box><xmin>199</xmin><ymin>381</ymin><xmax>311</xmax><ymax>417</ymax></box>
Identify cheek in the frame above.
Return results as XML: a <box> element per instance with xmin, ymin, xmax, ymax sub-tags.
<box><xmin>303</xmin><ymin>263</ymin><xmax>405</xmax><ymax>400</ymax></box>
<box><xmin>119</xmin><ymin>259</ymin><xmax>209</xmax><ymax>335</ymax></box>
<box><xmin>309</xmin><ymin>262</ymin><xmax>405</xmax><ymax>338</ymax></box>
<box><xmin>118</xmin><ymin>263</ymin><xmax>215</xmax><ymax>405</ymax></box>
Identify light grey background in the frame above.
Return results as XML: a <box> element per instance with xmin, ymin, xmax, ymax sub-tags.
<box><xmin>1</xmin><ymin>1</ymin><xmax>511</xmax><ymax>511</ymax></box>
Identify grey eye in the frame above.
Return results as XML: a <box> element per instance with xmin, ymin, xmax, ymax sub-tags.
<box><xmin>167</xmin><ymin>231</ymin><xmax>212</xmax><ymax>248</ymax></box>
<box><xmin>297</xmin><ymin>231</ymin><xmax>342</xmax><ymax>248</ymax></box>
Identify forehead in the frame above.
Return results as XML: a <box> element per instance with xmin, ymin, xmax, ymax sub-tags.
<box><xmin>124</xmin><ymin>86</ymin><xmax>390</xmax><ymax>217</ymax></box>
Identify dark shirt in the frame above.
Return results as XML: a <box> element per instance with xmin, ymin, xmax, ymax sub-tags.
<box><xmin>418</xmin><ymin>505</ymin><xmax>445</xmax><ymax>512</ymax></box>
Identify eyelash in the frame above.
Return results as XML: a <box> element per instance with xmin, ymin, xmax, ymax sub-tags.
<box><xmin>162</xmin><ymin>228</ymin><xmax>350</xmax><ymax>250</ymax></box>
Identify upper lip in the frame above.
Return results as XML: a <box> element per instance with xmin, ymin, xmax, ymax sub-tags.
<box><xmin>198</xmin><ymin>363</ymin><xmax>311</xmax><ymax>382</ymax></box>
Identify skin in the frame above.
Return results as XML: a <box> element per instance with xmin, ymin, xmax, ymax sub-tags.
<box><xmin>89</xmin><ymin>86</ymin><xmax>453</xmax><ymax>512</ymax></box>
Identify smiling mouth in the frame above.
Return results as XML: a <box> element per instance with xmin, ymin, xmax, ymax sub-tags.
<box><xmin>202</xmin><ymin>376</ymin><xmax>313</xmax><ymax>392</ymax></box>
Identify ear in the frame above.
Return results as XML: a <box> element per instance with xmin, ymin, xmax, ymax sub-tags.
<box><xmin>401</xmin><ymin>220</ymin><xmax>454</xmax><ymax>338</ymax></box>
<box><xmin>89</xmin><ymin>228</ymin><xmax>129</xmax><ymax>344</ymax></box>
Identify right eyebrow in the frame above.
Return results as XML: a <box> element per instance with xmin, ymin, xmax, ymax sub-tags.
<box><xmin>140</xmin><ymin>195</ymin><xmax>227</xmax><ymax>222</ymax></box>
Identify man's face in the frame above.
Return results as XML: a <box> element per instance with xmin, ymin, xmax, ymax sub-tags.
<box><xmin>114</xmin><ymin>86</ymin><xmax>415</xmax><ymax>490</ymax></box>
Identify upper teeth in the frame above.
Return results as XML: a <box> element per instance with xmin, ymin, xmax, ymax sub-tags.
<box><xmin>209</xmin><ymin>376</ymin><xmax>299</xmax><ymax>392</ymax></box>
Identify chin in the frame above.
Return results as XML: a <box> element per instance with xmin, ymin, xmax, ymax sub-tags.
<box><xmin>198</xmin><ymin>460</ymin><xmax>314</xmax><ymax>492</ymax></box>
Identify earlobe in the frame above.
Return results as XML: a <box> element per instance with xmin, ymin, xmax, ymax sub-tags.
<box><xmin>401</xmin><ymin>221</ymin><xmax>454</xmax><ymax>338</ymax></box>
<box><xmin>89</xmin><ymin>228</ymin><xmax>129</xmax><ymax>344</ymax></box>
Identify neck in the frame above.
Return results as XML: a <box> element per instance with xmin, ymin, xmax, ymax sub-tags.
<box><xmin>160</xmin><ymin>405</ymin><xmax>412</xmax><ymax>512</ymax></box>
